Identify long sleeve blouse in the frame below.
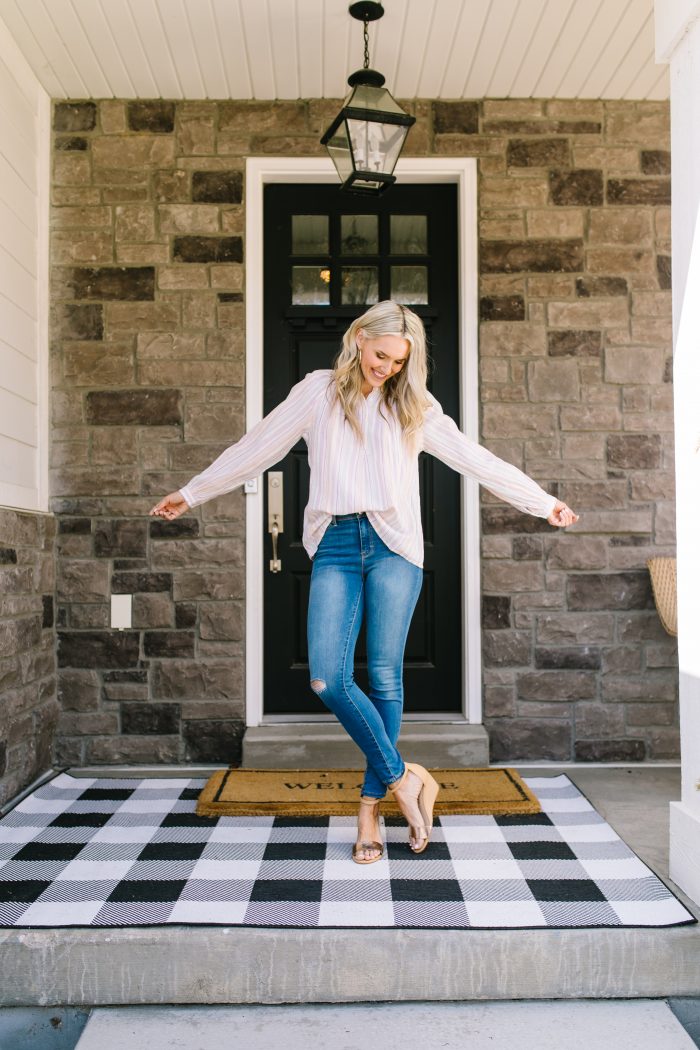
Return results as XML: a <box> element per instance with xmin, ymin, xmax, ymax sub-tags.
<box><xmin>178</xmin><ymin>368</ymin><xmax>557</xmax><ymax>569</ymax></box>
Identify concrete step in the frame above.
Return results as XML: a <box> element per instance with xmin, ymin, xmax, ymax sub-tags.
<box><xmin>242</xmin><ymin>720</ymin><xmax>490</xmax><ymax>767</ymax></box>
<box><xmin>74</xmin><ymin>1001</ymin><xmax>697</xmax><ymax>1050</ymax></box>
<box><xmin>2</xmin><ymin>923</ymin><xmax>699</xmax><ymax>1006</ymax></box>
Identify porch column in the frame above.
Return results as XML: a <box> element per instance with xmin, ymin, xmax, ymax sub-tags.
<box><xmin>655</xmin><ymin>0</ymin><xmax>700</xmax><ymax>905</ymax></box>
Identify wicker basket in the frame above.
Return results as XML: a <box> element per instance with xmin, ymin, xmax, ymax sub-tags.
<box><xmin>647</xmin><ymin>556</ymin><xmax>678</xmax><ymax>637</ymax></box>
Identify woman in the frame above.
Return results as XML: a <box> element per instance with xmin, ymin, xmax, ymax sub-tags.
<box><xmin>150</xmin><ymin>301</ymin><xmax>578</xmax><ymax>865</ymax></box>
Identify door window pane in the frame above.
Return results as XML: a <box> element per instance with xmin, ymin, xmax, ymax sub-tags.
<box><xmin>341</xmin><ymin>267</ymin><xmax>379</xmax><ymax>305</ymax></box>
<box><xmin>340</xmin><ymin>215</ymin><xmax>378</xmax><ymax>254</ymax></box>
<box><xmin>292</xmin><ymin>266</ymin><xmax>330</xmax><ymax>305</ymax></box>
<box><xmin>391</xmin><ymin>265</ymin><xmax>428</xmax><ymax>305</ymax></box>
<box><xmin>391</xmin><ymin>215</ymin><xmax>427</xmax><ymax>254</ymax></box>
<box><xmin>291</xmin><ymin>215</ymin><xmax>328</xmax><ymax>255</ymax></box>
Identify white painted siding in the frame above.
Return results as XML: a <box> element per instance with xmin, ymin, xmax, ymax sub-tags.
<box><xmin>0</xmin><ymin>0</ymin><xmax>670</xmax><ymax>101</ymax></box>
<box><xmin>0</xmin><ymin>20</ymin><xmax>49</xmax><ymax>512</ymax></box>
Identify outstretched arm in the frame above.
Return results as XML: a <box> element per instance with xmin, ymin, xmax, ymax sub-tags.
<box><xmin>149</xmin><ymin>370</ymin><xmax>320</xmax><ymax>519</ymax></box>
<box><xmin>422</xmin><ymin>391</ymin><xmax>578</xmax><ymax>527</ymax></box>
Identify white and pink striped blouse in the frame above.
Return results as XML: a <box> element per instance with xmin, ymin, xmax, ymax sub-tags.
<box><xmin>179</xmin><ymin>368</ymin><xmax>557</xmax><ymax>569</ymax></box>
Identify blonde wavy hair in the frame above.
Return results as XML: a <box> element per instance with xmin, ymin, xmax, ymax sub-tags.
<box><xmin>331</xmin><ymin>300</ymin><xmax>431</xmax><ymax>447</ymax></box>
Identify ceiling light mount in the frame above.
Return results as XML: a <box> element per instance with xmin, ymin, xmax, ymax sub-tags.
<box><xmin>348</xmin><ymin>2</ymin><xmax>384</xmax><ymax>22</ymax></box>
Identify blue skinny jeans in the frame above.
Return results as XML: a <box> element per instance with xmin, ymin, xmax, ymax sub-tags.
<box><xmin>307</xmin><ymin>511</ymin><xmax>424</xmax><ymax>799</ymax></box>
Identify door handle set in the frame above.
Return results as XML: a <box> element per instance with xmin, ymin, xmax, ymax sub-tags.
<box><xmin>267</xmin><ymin>470</ymin><xmax>284</xmax><ymax>573</ymax></box>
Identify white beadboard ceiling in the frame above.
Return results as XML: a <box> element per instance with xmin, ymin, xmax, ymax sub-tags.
<box><xmin>0</xmin><ymin>0</ymin><xmax>669</xmax><ymax>101</ymax></box>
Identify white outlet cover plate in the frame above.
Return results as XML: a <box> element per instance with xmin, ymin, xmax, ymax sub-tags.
<box><xmin>110</xmin><ymin>594</ymin><xmax>132</xmax><ymax>630</ymax></box>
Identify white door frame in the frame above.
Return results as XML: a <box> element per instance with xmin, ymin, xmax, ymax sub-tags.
<box><xmin>244</xmin><ymin>155</ymin><xmax>480</xmax><ymax>726</ymax></box>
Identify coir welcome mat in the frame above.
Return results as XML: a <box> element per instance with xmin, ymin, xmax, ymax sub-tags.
<box><xmin>195</xmin><ymin>767</ymin><xmax>541</xmax><ymax>817</ymax></box>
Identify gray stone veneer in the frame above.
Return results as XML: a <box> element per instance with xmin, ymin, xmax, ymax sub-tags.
<box><xmin>0</xmin><ymin>510</ymin><xmax>57</xmax><ymax>806</ymax></box>
<box><xmin>49</xmin><ymin>97</ymin><xmax>676</xmax><ymax>765</ymax></box>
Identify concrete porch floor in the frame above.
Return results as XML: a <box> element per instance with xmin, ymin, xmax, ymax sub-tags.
<box><xmin>0</xmin><ymin>764</ymin><xmax>697</xmax><ymax>1007</ymax></box>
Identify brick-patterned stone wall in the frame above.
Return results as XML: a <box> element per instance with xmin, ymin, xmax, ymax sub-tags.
<box><xmin>0</xmin><ymin>510</ymin><xmax>57</xmax><ymax>806</ymax></box>
<box><xmin>50</xmin><ymin>96</ymin><xmax>676</xmax><ymax>765</ymax></box>
<box><xmin>468</xmin><ymin>100</ymin><xmax>676</xmax><ymax>762</ymax></box>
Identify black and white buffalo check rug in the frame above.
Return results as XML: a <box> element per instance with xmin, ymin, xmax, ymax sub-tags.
<box><xmin>0</xmin><ymin>771</ymin><xmax>694</xmax><ymax>929</ymax></box>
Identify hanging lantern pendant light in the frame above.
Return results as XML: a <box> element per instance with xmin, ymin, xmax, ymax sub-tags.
<box><xmin>321</xmin><ymin>1</ymin><xmax>416</xmax><ymax>195</ymax></box>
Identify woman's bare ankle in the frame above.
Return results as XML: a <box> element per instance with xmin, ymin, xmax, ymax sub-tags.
<box><xmin>355</xmin><ymin>799</ymin><xmax>382</xmax><ymax>859</ymax></box>
<box><xmin>357</xmin><ymin>798</ymin><xmax>380</xmax><ymax>822</ymax></box>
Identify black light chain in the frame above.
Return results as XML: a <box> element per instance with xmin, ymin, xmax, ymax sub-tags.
<box><xmin>363</xmin><ymin>17</ymin><xmax>370</xmax><ymax>69</ymax></box>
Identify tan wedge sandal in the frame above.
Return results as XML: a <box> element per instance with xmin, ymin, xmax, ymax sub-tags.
<box><xmin>388</xmin><ymin>761</ymin><xmax>440</xmax><ymax>854</ymax></box>
<box><xmin>351</xmin><ymin>797</ymin><xmax>384</xmax><ymax>865</ymax></box>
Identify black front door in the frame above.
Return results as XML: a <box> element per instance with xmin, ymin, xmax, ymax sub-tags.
<box><xmin>262</xmin><ymin>183</ymin><xmax>461</xmax><ymax>716</ymax></box>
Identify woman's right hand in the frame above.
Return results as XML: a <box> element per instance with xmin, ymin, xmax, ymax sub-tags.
<box><xmin>547</xmin><ymin>499</ymin><xmax>579</xmax><ymax>528</ymax></box>
<box><xmin>149</xmin><ymin>490</ymin><xmax>189</xmax><ymax>521</ymax></box>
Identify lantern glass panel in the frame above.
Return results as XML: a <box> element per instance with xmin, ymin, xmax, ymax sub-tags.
<box><xmin>348</xmin><ymin>83</ymin><xmax>407</xmax><ymax>117</ymax></box>
<box><xmin>326</xmin><ymin>122</ymin><xmax>354</xmax><ymax>183</ymax></box>
<box><xmin>347</xmin><ymin>118</ymin><xmax>407</xmax><ymax>176</ymax></box>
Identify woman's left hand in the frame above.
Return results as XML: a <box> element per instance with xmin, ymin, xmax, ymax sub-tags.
<box><xmin>149</xmin><ymin>491</ymin><xmax>189</xmax><ymax>520</ymax></box>
<box><xmin>547</xmin><ymin>500</ymin><xmax>579</xmax><ymax>528</ymax></box>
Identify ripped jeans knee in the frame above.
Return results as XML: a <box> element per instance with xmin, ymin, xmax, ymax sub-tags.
<box><xmin>310</xmin><ymin>678</ymin><xmax>327</xmax><ymax>695</ymax></box>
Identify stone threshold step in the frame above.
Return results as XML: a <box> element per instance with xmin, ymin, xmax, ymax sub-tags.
<box><xmin>242</xmin><ymin>720</ymin><xmax>489</xmax><ymax>768</ymax></box>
